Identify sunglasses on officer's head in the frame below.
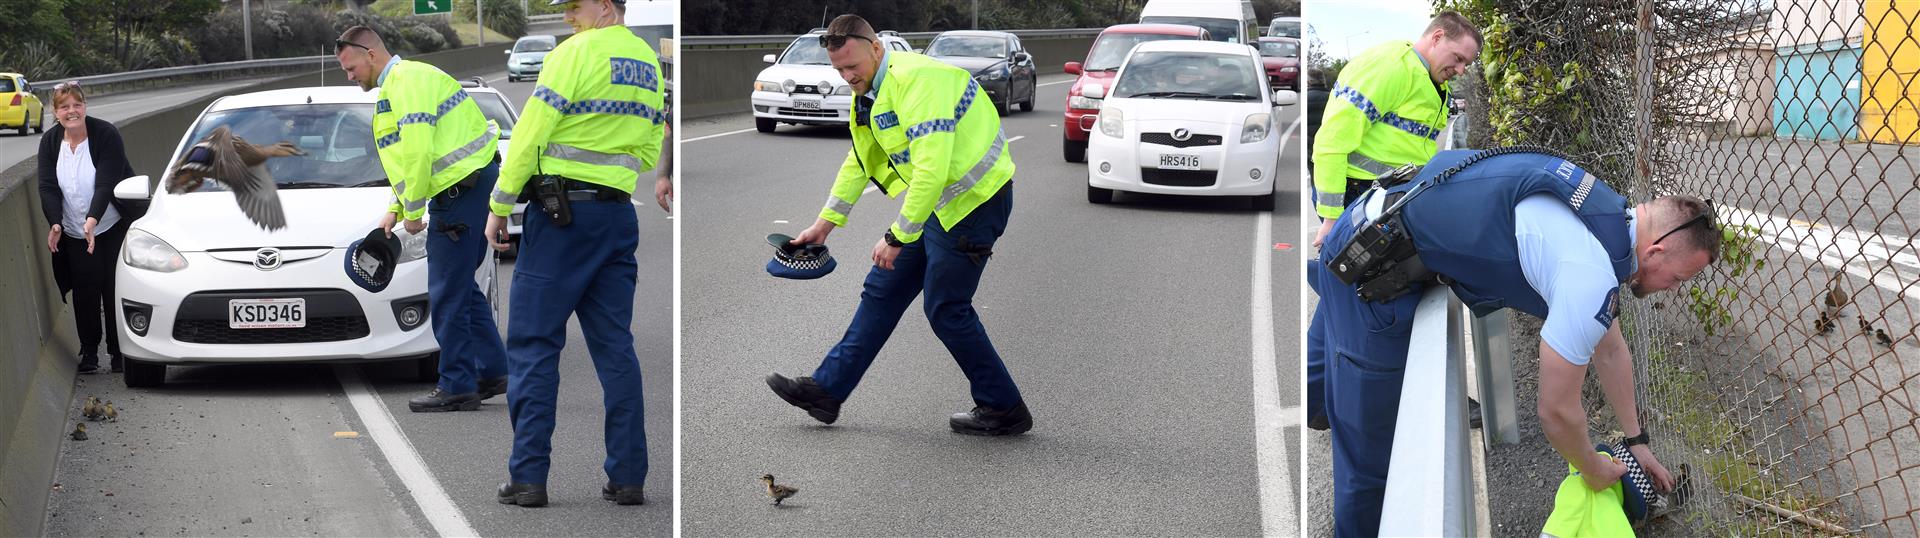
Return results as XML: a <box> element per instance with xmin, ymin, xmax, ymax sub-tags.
<box><xmin>818</xmin><ymin>33</ymin><xmax>874</xmax><ymax>50</ymax></box>
<box><xmin>335</xmin><ymin>39</ymin><xmax>371</xmax><ymax>54</ymax></box>
<box><xmin>1652</xmin><ymin>197</ymin><xmax>1717</xmax><ymax>247</ymax></box>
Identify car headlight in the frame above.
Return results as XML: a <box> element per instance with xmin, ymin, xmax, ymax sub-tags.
<box><xmin>1241</xmin><ymin>112</ymin><xmax>1272</xmax><ymax>143</ymax></box>
<box><xmin>124</xmin><ymin>229</ymin><xmax>187</xmax><ymax>273</ymax></box>
<box><xmin>397</xmin><ymin>228</ymin><xmax>427</xmax><ymax>263</ymax></box>
<box><xmin>1099</xmin><ymin>107</ymin><xmax>1124</xmax><ymax>138</ymax></box>
<box><xmin>1280</xmin><ymin>66</ymin><xmax>1298</xmax><ymax>73</ymax></box>
<box><xmin>979</xmin><ymin>66</ymin><xmax>1008</xmax><ymax>81</ymax></box>
<box><xmin>832</xmin><ymin>85</ymin><xmax>853</xmax><ymax>96</ymax></box>
<box><xmin>754</xmin><ymin>80</ymin><xmax>782</xmax><ymax>92</ymax></box>
<box><xmin>1067</xmin><ymin>94</ymin><xmax>1103</xmax><ymax>110</ymax></box>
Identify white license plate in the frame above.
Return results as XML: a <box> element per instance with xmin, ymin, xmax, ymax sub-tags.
<box><xmin>229</xmin><ymin>298</ymin><xmax>306</xmax><ymax>329</ymax></box>
<box><xmin>1159</xmin><ymin>153</ymin><xmax>1202</xmax><ymax>170</ymax></box>
<box><xmin>793</xmin><ymin>98</ymin><xmax>822</xmax><ymax>110</ymax></box>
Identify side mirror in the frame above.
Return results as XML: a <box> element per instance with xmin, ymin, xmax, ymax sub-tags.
<box><xmin>114</xmin><ymin>175</ymin><xmax>151</xmax><ymax>201</ymax></box>
<box><xmin>1272</xmin><ymin>89</ymin><xmax>1299</xmax><ymax>107</ymax></box>
<box><xmin>1014</xmin><ymin>52</ymin><xmax>1031</xmax><ymax>63</ymax></box>
<box><xmin>762</xmin><ymin>53</ymin><xmax>776</xmax><ymax>64</ymax></box>
<box><xmin>1064</xmin><ymin>62</ymin><xmax>1082</xmax><ymax>75</ymax></box>
<box><xmin>1081</xmin><ymin>83</ymin><xmax>1106</xmax><ymax>100</ymax></box>
<box><xmin>504</xmin><ymin>50</ymin><xmax>512</xmax><ymax>55</ymax></box>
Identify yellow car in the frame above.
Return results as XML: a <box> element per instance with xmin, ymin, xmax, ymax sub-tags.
<box><xmin>0</xmin><ymin>73</ymin><xmax>46</xmax><ymax>135</ymax></box>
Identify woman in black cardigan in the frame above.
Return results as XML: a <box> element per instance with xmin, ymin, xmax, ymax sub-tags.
<box><xmin>38</xmin><ymin>81</ymin><xmax>137</xmax><ymax>374</ymax></box>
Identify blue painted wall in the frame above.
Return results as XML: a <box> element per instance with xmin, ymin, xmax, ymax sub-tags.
<box><xmin>1772</xmin><ymin>43</ymin><xmax>1861</xmax><ymax>140</ymax></box>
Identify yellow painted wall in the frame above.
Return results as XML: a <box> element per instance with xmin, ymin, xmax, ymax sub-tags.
<box><xmin>1861</xmin><ymin>0</ymin><xmax>1920</xmax><ymax>143</ymax></box>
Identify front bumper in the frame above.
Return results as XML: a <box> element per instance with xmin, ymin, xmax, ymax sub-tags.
<box><xmin>1086</xmin><ymin>129</ymin><xmax>1279</xmax><ymax>197</ymax></box>
<box><xmin>114</xmin><ymin>246</ymin><xmax>439</xmax><ymax>364</ymax></box>
<box><xmin>508</xmin><ymin>63</ymin><xmax>543</xmax><ymax>77</ymax></box>
<box><xmin>1063</xmin><ymin>107</ymin><xmax>1097</xmax><ymax>141</ymax></box>
<box><xmin>751</xmin><ymin>91</ymin><xmax>852</xmax><ymax>125</ymax></box>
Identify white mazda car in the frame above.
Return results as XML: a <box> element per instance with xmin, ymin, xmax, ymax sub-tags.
<box><xmin>111</xmin><ymin>86</ymin><xmax>497</xmax><ymax>387</ymax></box>
<box><xmin>1084</xmin><ymin>40</ymin><xmax>1297</xmax><ymax>209</ymax></box>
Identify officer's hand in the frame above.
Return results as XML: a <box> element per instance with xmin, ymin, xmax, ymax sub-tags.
<box><xmin>872</xmin><ymin>238</ymin><xmax>902</xmax><ymax>270</ymax></box>
<box><xmin>379</xmin><ymin>210</ymin><xmax>398</xmax><ymax>238</ymax></box>
<box><xmin>792</xmin><ymin>218</ymin><xmax>834</xmax><ymax>246</ymax></box>
<box><xmin>1312</xmin><ymin>218</ymin><xmax>1333</xmax><ymax>249</ymax></box>
<box><xmin>486</xmin><ymin>214</ymin><xmax>511</xmax><ymax>252</ymax></box>
<box><xmin>84</xmin><ymin>217</ymin><xmax>97</xmax><ymax>254</ymax></box>
<box><xmin>47</xmin><ymin>224</ymin><xmax>60</xmax><ymax>253</ymax></box>
<box><xmin>1628</xmin><ymin>444</ymin><xmax>1676</xmax><ymax>492</ymax></box>
<box><xmin>1581</xmin><ymin>452</ymin><xmax>1629</xmax><ymax>492</ymax></box>
<box><xmin>403</xmin><ymin>218</ymin><xmax>426</xmax><ymax>235</ymax></box>
<box><xmin>654</xmin><ymin>175</ymin><xmax>672</xmax><ymax>213</ymax></box>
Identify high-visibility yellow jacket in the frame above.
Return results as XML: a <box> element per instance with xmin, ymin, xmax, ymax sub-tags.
<box><xmin>490</xmin><ymin>25</ymin><xmax>666</xmax><ymax>216</ymax></box>
<box><xmin>375</xmin><ymin>59</ymin><xmax>500</xmax><ymax>220</ymax></box>
<box><xmin>1542</xmin><ymin>455</ymin><xmax>1636</xmax><ymax>537</ymax></box>
<box><xmin>1310</xmin><ymin>40</ymin><xmax>1450</xmax><ymax>219</ymax></box>
<box><xmin>819</xmin><ymin>51</ymin><xmax>1013</xmax><ymax>243</ymax></box>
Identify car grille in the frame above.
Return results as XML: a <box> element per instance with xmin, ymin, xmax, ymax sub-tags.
<box><xmin>776</xmin><ymin>107</ymin><xmax>840</xmax><ymax>118</ymax></box>
<box><xmin>171</xmin><ymin>289</ymin><xmax>372</xmax><ymax>344</ymax></box>
<box><xmin>791</xmin><ymin>85</ymin><xmax>828</xmax><ymax>95</ymax></box>
<box><xmin>1141</xmin><ymin>168</ymin><xmax>1218</xmax><ymax>187</ymax></box>
<box><xmin>1141</xmin><ymin>132</ymin><xmax>1224</xmax><ymax>148</ymax></box>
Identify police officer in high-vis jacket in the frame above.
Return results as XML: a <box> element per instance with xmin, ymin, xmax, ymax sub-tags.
<box><xmin>764</xmin><ymin>14</ymin><xmax>1030</xmax><ymax>437</ymax></box>
<box><xmin>1309</xmin><ymin>148</ymin><xmax>1710</xmax><ymax>536</ymax></box>
<box><xmin>480</xmin><ymin>0</ymin><xmax>665</xmax><ymax>508</ymax></box>
<box><xmin>334</xmin><ymin>27</ymin><xmax>509</xmax><ymax>413</ymax></box>
<box><xmin>1307</xmin><ymin>12</ymin><xmax>1480</xmax><ymax>431</ymax></box>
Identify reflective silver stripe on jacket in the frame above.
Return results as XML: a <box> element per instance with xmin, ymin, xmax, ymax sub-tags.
<box><xmin>1347</xmin><ymin>152</ymin><xmax>1398</xmax><ymax>179</ymax></box>
<box><xmin>894</xmin><ymin>214</ymin><xmax>924</xmax><ymax>236</ymax></box>
<box><xmin>1316</xmin><ymin>189</ymin><xmax>1345</xmax><ymax>208</ymax></box>
<box><xmin>433</xmin><ymin>123</ymin><xmax>498</xmax><ymax>176</ymax></box>
<box><xmin>492</xmin><ymin>188</ymin><xmax>517</xmax><ymax>205</ymax></box>
<box><xmin>825</xmin><ymin>194</ymin><xmax>855</xmax><ymax>217</ymax></box>
<box><xmin>933</xmin><ymin>129</ymin><xmax>1007</xmax><ymax>212</ymax></box>
<box><xmin>545</xmin><ymin>142</ymin><xmax>642</xmax><ymax>175</ymax></box>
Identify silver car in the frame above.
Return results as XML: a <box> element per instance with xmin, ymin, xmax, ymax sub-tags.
<box><xmin>506</xmin><ymin>35</ymin><xmax>557</xmax><ymax>83</ymax></box>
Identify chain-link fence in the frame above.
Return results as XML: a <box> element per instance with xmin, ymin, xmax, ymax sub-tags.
<box><xmin>1449</xmin><ymin>0</ymin><xmax>1920</xmax><ymax>535</ymax></box>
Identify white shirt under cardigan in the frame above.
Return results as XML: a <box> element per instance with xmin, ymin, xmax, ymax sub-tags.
<box><xmin>57</xmin><ymin>138</ymin><xmax>120</xmax><ymax>238</ymax></box>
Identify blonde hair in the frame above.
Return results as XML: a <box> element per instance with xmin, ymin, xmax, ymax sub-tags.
<box><xmin>52</xmin><ymin>80</ymin><xmax>84</xmax><ymax>108</ymax></box>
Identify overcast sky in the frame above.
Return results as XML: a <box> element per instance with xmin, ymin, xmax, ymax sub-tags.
<box><xmin>1307</xmin><ymin>0</ymin><xmax>1438</xmax><ymax>60</ymax></box>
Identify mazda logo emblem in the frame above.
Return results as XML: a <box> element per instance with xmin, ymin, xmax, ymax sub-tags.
<box><xmin>254</xmin><ymin>248</ymin><xmax>282</xmax><ymax>271</ymax></box>
<box><xmin>1172</xmin><ymin>128</ymin><xmax>1191</xmax><ymax>141</ymax></box>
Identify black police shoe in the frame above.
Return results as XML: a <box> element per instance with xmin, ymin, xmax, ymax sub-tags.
<box><xmin>765</xmin><ymin>374</ymin><xmax>842</xmax><ymax>424</ymax></box>
<box><xmin>950</xmin><ymin>403</ymin><xmax>1033</xmax><ymax>436</ymax></box>
<box><xmin>479</xmin><ymin>376</ymin><xmax>509</xmax><ymax>400</ymax></box>
<box><xmin>109</xmin><ymin>354</ymin><xmax>124</xmax><ymax>374</ymax></box>
<box><xmin>497</xmin><ymin>482</ymin><xmax>547</xmax><ymax>507</ymax></box>
<box><xmin>409</xmin><ymin>388</ymin><xmax>483</xmax><ymax>412</ymax></box>
<box><xmin>602</xmin><ymin>482</ymin><xmax>645</xmax><ymax>505</ymax></box>
<box><xmin>1307</xmin><ymin>414</ymin><xmax>1329</xmax><ymax>431</ymax></box>
<box><xmin>76</xmin><ymin>352</ymin><xmax>100</xmax><ymax>375</ymax></box>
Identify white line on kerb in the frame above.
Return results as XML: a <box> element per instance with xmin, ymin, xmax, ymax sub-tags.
<box><xmin>683</xmin><ymin>127</ymin><xmax>757</xmax><ymax>143</ymax></box>
<box><xmin>1251</xmin><ymin>210</ymin><xmax>1300</xmax><ymax>536</ymax></box>
<box><xmin>334</xmin><ymin>366</ymin><xmax>478</xmax><ymax>538</ymax></box>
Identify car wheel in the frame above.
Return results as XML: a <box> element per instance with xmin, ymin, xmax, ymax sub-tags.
<box><xmin>756</xmin><ymin>117</ymin><xmax>776</xmax><ymax>133</ymax></box>
<box><xmin>1019</xmin><ymin>80</ymin><xmax>1035</xmax><ymax>112</ymax></box>
<box><xmin>1088</xmin><ymin>183</ymin><xmax>1113</xmax><ymax>204</ymax></box>
<box><xmin>993</xmin><ymin>95</ymin><xmax>1009</xmax><ymax>116</ymax></box>
<box><xmin>1253</xmin><ymin>190</ymin><xmax>1276</xmax><ymax>211</ymax></box>
<box><xmin>1063</xmin><ymin>138</ymin><xmax>1086</xmax><ymax>163</ymax></box>
<box><xmin>32</xmin><ymin>112</ymin><xmax>42</xmax><ymax>133</ymax></box>
<box><xmin>123</xmin><ymin>358</ymin><xmax>165</xmax><ymax>388</ymax></box>
<box><xmin>414</xmin><ymin>352</ymin><xmax>441</xmax><ymax>383</ymax></box>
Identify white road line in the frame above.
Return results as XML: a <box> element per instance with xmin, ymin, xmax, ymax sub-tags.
<box><xmin>1250</xmin><ymin>210</ymin><xmax>1300</xmax><ymax>536</ymax></box>
<box><xmin>684</xmin><ymin>127</ymin><xmax>757</xmax><ymax>143</ymax></box>
<box><xmin>334</xmin><ymin>366</ymin><xmax>478</xmax><ymax>538</ymax></box>
<box><xmin>1038</xmin><ymin>79</ymin><xmax>1076</xmax><ymax>87</ymax></box>
<box><xmin>1727</xmin><ymin>207</ymin><xmax>1920</xmax><ymax>301</ymax></box>
<box><xmin>1008</xmin><ymin>135</ymin><xmax>1026</xmax><ymax>143</ymax></box>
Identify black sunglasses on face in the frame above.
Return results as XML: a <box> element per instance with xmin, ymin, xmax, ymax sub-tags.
<box><xmin>335</xmin><ymin>40</ymin><xmax>371</xmax><ymax>54</ymax></box>
<box><xmin>818</xmin><ymin>33</ymin><xmax>874</xmax><ymax>49</ymax></box>
<box><xmin>1653</xmin><ymin>197</ymin><xmax>1717</xmax><ymax>246</ymax></box>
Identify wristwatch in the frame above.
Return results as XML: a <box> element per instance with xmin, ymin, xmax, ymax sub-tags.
<box><xmin>1623</xmin><ymin>431</ymin><xmax>1650</xmax><ymax>447</ymax></box>
<box><xmin>883</xmin><ymin>231</ymin><xmax>905</xmax><ymax>248</ymax></box>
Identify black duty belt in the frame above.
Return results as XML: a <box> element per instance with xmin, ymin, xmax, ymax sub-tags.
<box><xmin>563</xmin><ymin>179</ymin><xmax>630</xmax><ymax>202</ymax></box>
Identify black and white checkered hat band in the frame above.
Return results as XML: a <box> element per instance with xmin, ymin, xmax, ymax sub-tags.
<box><xmin>778</xmin><ymin>255</ymin><xmax>830</xmax><ymax>270</ymax></box>
<box><xmin>1612</xmin><ymin>445</ymin><xmax>1654</xmax><ymax>500</ymax></box>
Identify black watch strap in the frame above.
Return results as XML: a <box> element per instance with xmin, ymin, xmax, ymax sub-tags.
<box><xmin>1623</xmin><ymin>432</ymin><xmax>1650</xmax><ymax>447</ymax></box>
<box><xmin>884</xmin><ymin>231</ymin><xmax>905</xmax><ymax>247</ymax></box>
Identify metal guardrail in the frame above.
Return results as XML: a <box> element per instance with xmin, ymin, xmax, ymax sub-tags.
<box><xmin>1381</xmin><ymin>287</ymin><xmax>1479</xmax><ymax>537</ymax></box>
<box><xmin>529</xmin><ymin>13</ymin><xmax>563</xmax><ymax>23</ymax></box>
<box><xmin>38</xmin><ymin>55</ymin><xmax>332</xmax><ymax>91</ymax></box>
<box><xmin>683</xmin><ymin>28</ymin><xmax>1106</xmax><ymax>47</ymax></box>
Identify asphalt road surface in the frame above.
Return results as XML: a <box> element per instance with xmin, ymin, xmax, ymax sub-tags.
<box><xmin>40</xmin><ymin>69</ymin><xmax>674</xmax><ymax>536</ymax></box>
<box><xmin>679</xmin><ymin>73</ymin><xmax>1305</xmax><ymax>536</ymax></box>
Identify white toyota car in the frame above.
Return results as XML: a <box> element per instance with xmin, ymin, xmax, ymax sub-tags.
<box><xmin>111</xmin><ymin>86</ymin><xmax>498</xmax><ymax>387</ymax></box>
<box><xmin>1084</xmin><ymin>40</ymin><xmax>1297</xmax><ymax>209</ymax></box>
<box><xmin>751</xmin><ymin>29</ymin><xmax>911</xmax><ymax>133</ymax></box>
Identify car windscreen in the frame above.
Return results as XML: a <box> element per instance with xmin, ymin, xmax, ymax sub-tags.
<box><xmin>927</xmin><ymin>36</ymin><xmax>1007</xmax><ymax>59</ymax></box>
<box><xmin>172</xmin><ymin>104</ymin><xmax>388</xmax><ymax>191</ymax></box>
<box><xmin>1141</xmin><ymin>16</ymin><xmax>1239</xmax><ymax>43</ymax></box>
<box><xmin>1113</xmin><ymin>51</ymin><xmax>1263</xmax><ymax>101</ymax></box>
<box><xmin>472</xmin><ymin>92</ymin><xmax>517</xmax><ymax>140</ymax></box>
<box><xmin>1084</xmin><ymin>33</ymin><xmax>1194</xmax><ymax>71</ymax></box>
<box><xmin>1269</xmin><ymin>20</ymin><xmax>1301</xmax><ymax>38</ymax></box>
<box><xmin>513</xmin><ymin>39</ymin><xmax>555</xmax><ymax>53</ymax></box>
<box><xmin>1259</xmin><ymin>41</ymin><xmax>1299</xmax><ymax>58</ymax></box>
<box><xmin>778</xmin><ymin>38</ymin><xmax>832</xmax><ymax>65</ymax></box>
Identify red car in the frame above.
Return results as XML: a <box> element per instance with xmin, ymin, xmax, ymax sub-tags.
<box><xmin>1257</xmin><ymin>37</ymin><xmax>1301</xmax><ymax>91</ymax></box>
<box><xmin>1061</xmin><ymin>23</ymin><xmax>1210</xmax><ymax>162</ymax></box>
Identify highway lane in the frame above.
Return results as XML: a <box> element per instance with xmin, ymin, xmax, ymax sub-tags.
<box><xmin>41</xmin><ymin>69</ymin><xmax>674</xmax><ymax>536</ymax></box>
<box><xmin>0</xmin><ymin>79</ymin><xmax>266</xmax><ymax>169</ymax></box>
<box><xmin>680</xmin><ymin>73</ymin><xmax>1303</xmax><ymax>535</ymax></box>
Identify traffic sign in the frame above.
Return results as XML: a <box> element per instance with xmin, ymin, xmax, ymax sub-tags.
<box><xmin>415</xmin><ymin>0</ymin><xmax>450</xmax><ymax>15</ymax></box>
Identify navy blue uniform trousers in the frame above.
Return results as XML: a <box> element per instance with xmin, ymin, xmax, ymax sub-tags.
<box><xmin>425</xmin><ymin>161</ymin><xmax>509</xmax><ymax>395</ymax></box>
<box><xmin>504</xmin><ymin>197</ymin><xmax>647</xmax><ymax>486</ymax></box>
<box><xmin>811</xmin><ymin>183</ymin><xmax>1024</xmax><ymax>410</ymax></box>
